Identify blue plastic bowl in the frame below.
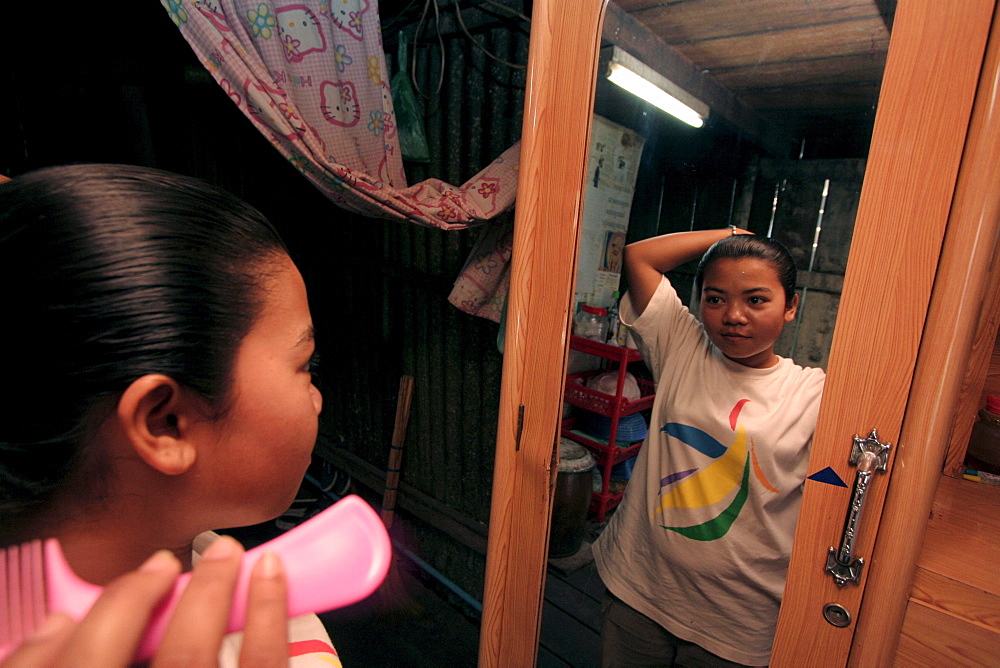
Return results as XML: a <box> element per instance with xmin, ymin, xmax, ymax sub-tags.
<box><xmin>579</xmin><ymin>411</ymin><xmax>648</xmax><ymax>443</ymax></box>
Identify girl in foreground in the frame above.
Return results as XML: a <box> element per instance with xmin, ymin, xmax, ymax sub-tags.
<box><xmin>0</xmin><ymin>164</ymin><xmax>335</xmax><ymax>666</ymax></box>
<box><xmin>593</xmin><ymin>229</ymin><xmax>826</xmax><ymax>667</ymax></box>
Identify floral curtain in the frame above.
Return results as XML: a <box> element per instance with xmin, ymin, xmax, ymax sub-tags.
<box><xmin>161</xmin><ymin>0</ymin><xmax>517</xmax><ymax>321</ymax></box>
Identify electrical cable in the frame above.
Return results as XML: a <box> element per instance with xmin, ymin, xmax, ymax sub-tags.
<box><xmin>453</xmin><ymin>0</ymin><xmax>527</xmax><ymax>70</ymax></box>
<box><xmin>410</xmin><ymin>0</ymin><xmax>530</xmax><ymax>101</ymax></box>
<box><xmin>482</xmin><ymin>0</ymin><xmax>530</xmax><ymax>23</ymax></box>
<box><xmin>411</xmin><ymin>0</ymin><xmax>447</xmax><ymax>99</ymax></box>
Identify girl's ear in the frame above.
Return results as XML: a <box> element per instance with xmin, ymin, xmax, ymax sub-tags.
<box><xmin>117</xmin><ymin>375</ymin><xmax>199</xmax><ymax>475</ymax></box>
<box><xmin>784</xmin><ymin>293</ymin><xmax>800</xmax><ymax>322</ymax></box>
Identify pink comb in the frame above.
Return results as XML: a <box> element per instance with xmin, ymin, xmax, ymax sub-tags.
<box><xmin>1</xmin><ymin>494</ymin><xmax>390</xmax><ymax>662</ymax></box>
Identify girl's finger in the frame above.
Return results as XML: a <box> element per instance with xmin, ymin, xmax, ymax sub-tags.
<box><xmin>237</xmin><ymin>551</ymin><xmax>288</xmax><ymax>667</ymax></box>
<box><xmin>53</xmin><ymin>550</ymin><xmax>182</xmax><ymax>667</ymax></box>
<box><xmin>151</xmin><ymin>535</ymin><xmax>244</xmax><ymax>668</ymax></box>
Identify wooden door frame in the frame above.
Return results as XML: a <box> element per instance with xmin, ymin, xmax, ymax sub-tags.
<box><xmin>773</xmin><ymin>2</ymin><xmax>997</xmax><ymax>664</ymax></box>
<box><xmin>479</xmin><ymin>0</ymin><xmax>609</xmax><ymax>665</ymax></box>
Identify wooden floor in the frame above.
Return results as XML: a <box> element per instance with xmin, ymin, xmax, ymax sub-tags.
<box><xmin>539</xmin><ymin>543</ymin><xmax>605</xmax><ymax>667</ymax></box>
<box><xmin>319</xmin><ymin>543</ymin><xmax>605</xmax><ymax>667</ymax></box>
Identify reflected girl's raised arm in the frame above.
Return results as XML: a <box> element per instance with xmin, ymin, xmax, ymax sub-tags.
<box><xmin>624</xmin><ymin>228</ymin><xmax>748</xmax><ymax>316</ymax></box>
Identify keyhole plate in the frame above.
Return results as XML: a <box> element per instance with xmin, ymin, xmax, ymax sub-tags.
<box><xmin>823</xmin><ymin>602</ymin><xmax>852</xmax><ymax>628</ymax></box>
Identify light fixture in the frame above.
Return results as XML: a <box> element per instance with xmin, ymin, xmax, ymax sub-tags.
<box><xmin>605</xmin><ymin>46</ymin><xmax>709</xmax><ymax>129</ymax></box>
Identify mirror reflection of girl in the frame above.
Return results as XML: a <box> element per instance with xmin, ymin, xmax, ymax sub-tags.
<box><xmin>593</xmin><ymin>229</ymin><xmax>826</xmax><ymax>667</ymax></box>
<box><xmin>0</xmin><ymin>165</ymin><xmax>336</xmax><ymax>666</ymax></box>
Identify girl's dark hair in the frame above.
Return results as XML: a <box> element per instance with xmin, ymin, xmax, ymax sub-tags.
<box><xmin>695</xmin><ymin>235</ymin><xmax>797</xmax><ymax>304</ymax></box>
<box><xmin>0</xmin><ymin>164</ymin><xmax>288</xmax><ymax>524</ymax></box>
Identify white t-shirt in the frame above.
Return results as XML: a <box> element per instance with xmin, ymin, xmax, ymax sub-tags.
<box><xmin>592</xmin><ymin>276</ymin><xmax>825</xmax><ymax>665</ymax></box>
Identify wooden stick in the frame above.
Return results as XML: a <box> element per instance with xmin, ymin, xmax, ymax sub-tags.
<box><xmin>381</xmin><ymin>375</ymin><xmax>414</xmax><ymax>529</ymax></box>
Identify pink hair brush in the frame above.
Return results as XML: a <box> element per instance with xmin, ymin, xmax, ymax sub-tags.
<box><xmin>0</xmin><ymin>494</ymin><xmax>391</xmax><ymax>662</ymax></box>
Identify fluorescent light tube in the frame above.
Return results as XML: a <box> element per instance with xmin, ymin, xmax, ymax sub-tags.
<box><xmin>606</xmin><ymin>47</ymin><xmax>709</xmax><ymax>129</ymax></box>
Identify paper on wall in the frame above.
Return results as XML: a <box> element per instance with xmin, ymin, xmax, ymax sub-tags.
<box><xmin>574</xmin><ymin>115</ymin><xmax>645</xmax><ymax>310</ymax></box>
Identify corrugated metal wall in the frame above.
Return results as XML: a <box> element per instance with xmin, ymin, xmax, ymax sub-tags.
<box><xmin>312</xmin><ymin>1</ymin><xmax>530</xmax><ymax>601</ymax></box>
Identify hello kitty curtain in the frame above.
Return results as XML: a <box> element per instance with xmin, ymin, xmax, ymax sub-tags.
<box><xmin>161</xmin><ymin>0</ymin><xmax>517</xmax><ymax>321</ymax></box>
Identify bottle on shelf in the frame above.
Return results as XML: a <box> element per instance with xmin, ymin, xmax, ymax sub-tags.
<box><xmin>574</xmin><ymin>303</ymin><xmax>609</xmax><ymax>342</ymax></box>
<box><xmin>606</xmin><ymin>291</ymin><xmax>629</xmax><ymax>346</ymax></box>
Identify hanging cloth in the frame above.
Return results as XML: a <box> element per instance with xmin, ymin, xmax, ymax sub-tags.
<box><xmin>447</xmin><ymin>216</ymin><xmax>513</xmax><ymax>322</ymax></box>
<box><xmin>160</xmin><ymin>0</ymin><xmax>519</xmax><ymax>231</ymax></box>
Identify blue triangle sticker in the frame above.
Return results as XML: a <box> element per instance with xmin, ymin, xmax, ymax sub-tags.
<box><xmin>807</xmin><ymin>466</ymin><xmax>848</xmax><ymax>488</ymax></box>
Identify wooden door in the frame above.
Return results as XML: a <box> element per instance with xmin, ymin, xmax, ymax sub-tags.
<box><xmin>773</xmin><ymin>2</ymin><xmax>999</xmax><ymax>665</ymax></box>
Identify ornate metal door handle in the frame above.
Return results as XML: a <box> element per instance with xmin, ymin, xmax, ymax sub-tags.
<box><xmin>825</xmin><ymin>429</ymin><xmax>891</xmax><ymax>587</ymax></box>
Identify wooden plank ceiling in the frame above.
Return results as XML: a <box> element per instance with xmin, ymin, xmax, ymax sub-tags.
<box><xmin>612</xmin><ymin>0</ymin><xmax>895</xmax><ymax>152</ymax></box>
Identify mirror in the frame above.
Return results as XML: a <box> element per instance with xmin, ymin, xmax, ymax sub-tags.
<box><xmin>537</xmin><ymin>1</ymin><xmax>892</xmax><ymax>664</ymax></box>
<box><xmin>2</xmin><ymin>0</ymin><xmax>923</xmax><ymax>666</ymax></box>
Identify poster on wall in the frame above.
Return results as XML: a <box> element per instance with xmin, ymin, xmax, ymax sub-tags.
<box><xmin>575</xmin><ymin>114</ymin><xmax>645</xmax><ymax>310</ymax></box>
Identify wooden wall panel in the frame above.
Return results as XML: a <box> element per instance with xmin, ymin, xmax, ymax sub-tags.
<box><xmin>714</xmin><ymin>53</ymin><xmax>888</xmax><ymax>90</ymax></box>
<box><xmin>942</xmin><ymin>267</ymin><xmax>1000</xmax><ymax>475</ymax></box>
<box><xmin>616</xmin><ymin>0</ymin><xmax>882</xmax><ymax>42</ymax></box>
<box><xmin>895</xmin><ymin>601</ymin><xmax>1000</xmax><ymax>666</ymax></box>
<box><xmin>675</xmin><ymin>26</ymin><xmax>889</xmax><ymax>72</ymax></box>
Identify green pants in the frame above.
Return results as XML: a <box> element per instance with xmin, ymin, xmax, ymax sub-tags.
<box><xmin>600</xmin><ymin>590</ymin><xmax>755</xmax><ymax>668</ymax></box>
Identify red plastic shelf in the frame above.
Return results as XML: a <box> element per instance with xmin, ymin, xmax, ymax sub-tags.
<box><xmin>565</xmin><ymin>335</ymin><xmax>654</xmax><ymax>522</ymax></box>
<box><xmin>561</xmin><ymin>418</ymin><xmax>644</xmax><ymax>463</ymax></box>
<box><xmin>569</xmin><ymin>335</ymin><xmax>644</xmax><ymax>362</ymax></box>
<box><xmin>564</xmin><ymin>372</ymin><xmax>654</xmax><ymax>417</ymax></box>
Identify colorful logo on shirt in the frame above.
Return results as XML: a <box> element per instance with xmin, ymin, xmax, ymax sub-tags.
<box><xmin>653</xmin><ymin>399</ymin><xmax>779</xmax><ymax>541</ymax></box>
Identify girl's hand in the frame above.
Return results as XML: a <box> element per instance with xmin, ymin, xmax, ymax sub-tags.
<box><xmin>1</xmin><ymin>536</ymin><xmax>289</xmax><ymax>668</ymax></box>
<box><xmin>625</xmin><ymin>228</ymin><xmax>741</xmax><ymax>316</ymax></box>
